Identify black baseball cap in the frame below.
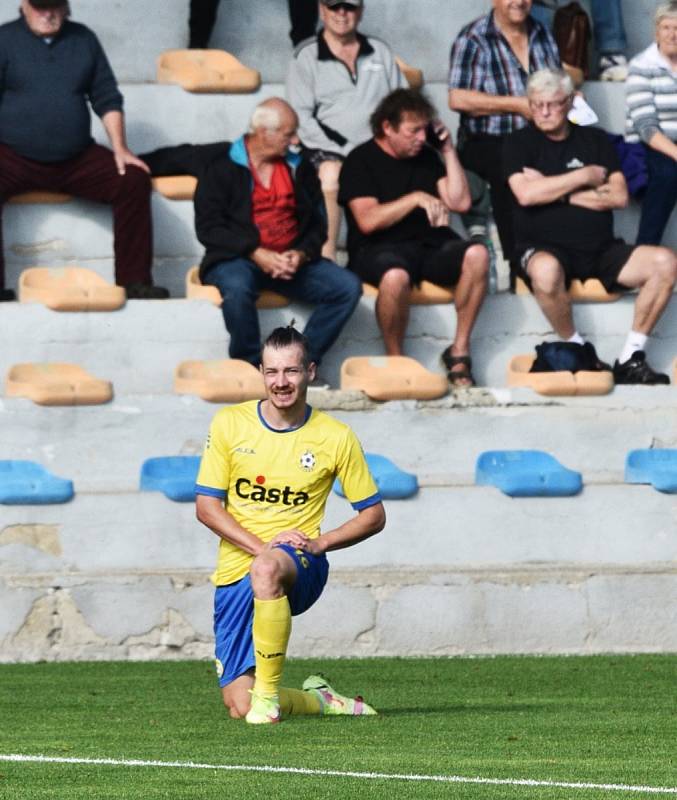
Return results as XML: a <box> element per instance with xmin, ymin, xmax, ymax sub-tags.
<box><xmin>321</xmin><ymin>0</ymin><xmax>363</xmax><ymax>7</ymax></box>
<box><xmin>27</xmin><ymin>0</ymin><xmax>69</xmax><ymax>9</ymax></box>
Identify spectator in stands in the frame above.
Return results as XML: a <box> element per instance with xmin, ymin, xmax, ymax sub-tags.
<box><xmin>448</xmin><ymin>0</ymin><xmax>560</xmax><ymax>274</ymax></box>
<box><xmin>286</xmin><ymin>0</ymin><xmax>403</xmax><ymax>261</ymax></box>
<box><xmin>532</xmin><ymin>0</ymin><xmax>629</xmax><ymax>81</ymax></box>
<box><xmin>505</xmin><ymin>68</ymin><xmax>677</xmax><ymax>385</ymax></box>
<box><xmin>625</xmin><ymin>1</ymin><xmax>677</xmax><ymax>246</ymax></box>
<box><xmin>0</xmin><ymin>0</ymin><xmax>166</xmax><ymax>302</ymax></box>
<box><xmin>339</xmin><ymin>89</ymin><xmax>489</xmax><ymax>387</ymax></box>
<box><xmin>189</xmin><ymin>0</ymin><xmax>317</xmax><ymax>49</ymax></box>
<box><xmin>288</xmin><ymin>0</ymin><xmax>318</xmax><ymax>46</ymax></box>
<box><xmin>194</xmin><ymin>98</ymin><xmax>361</xmax><ymax>377</ymax></box>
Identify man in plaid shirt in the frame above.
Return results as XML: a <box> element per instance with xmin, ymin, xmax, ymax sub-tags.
<box><xmin>448</xmin><ymin>0</ymin><xmax>560</xmax><ymax>279</ymax></box>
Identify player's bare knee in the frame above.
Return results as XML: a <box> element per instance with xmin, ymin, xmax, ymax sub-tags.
<box><xmin>318</xmin><ymin>160</ymin><xmax>341</xmax><ymax>192</ymax></box>
<box><xmin>249</xmin><ymin>553</ymin><xmax>284</xmax><ymax>594</ymax></box>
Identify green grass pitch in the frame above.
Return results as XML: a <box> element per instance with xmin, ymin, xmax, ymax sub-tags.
<box><xmin>0</xmin><ymin>655</ymin><xmax>675</xmax><ymax>799</ymax></box>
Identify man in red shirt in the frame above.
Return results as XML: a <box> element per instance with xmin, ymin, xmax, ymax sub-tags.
<box><xmin>195</xmin><ymin>97</ymin><xmax>361</xmax><ymax>377</ymax></box>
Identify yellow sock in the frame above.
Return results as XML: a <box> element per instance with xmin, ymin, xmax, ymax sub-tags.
<box><xmin>279</xmin><ymin>687</ymin><xmax>322</xmax><ymax>716</ymax></box>
<box><xmin>252</xmin><ymin>596</ymin><xmax>291</xmax><ymax>697</ymax></box>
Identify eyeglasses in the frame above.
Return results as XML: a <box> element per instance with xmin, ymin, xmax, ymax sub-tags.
<box><xmin>528</xmin><ymin>97</ymin><xmax>570</xmax><ymax>113</ymax></box>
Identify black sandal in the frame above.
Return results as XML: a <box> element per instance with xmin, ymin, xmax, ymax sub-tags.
<box><xmin>441</xmin><ymin>349</ymin><xmax>475</xmax><ymax>387</ymax></box>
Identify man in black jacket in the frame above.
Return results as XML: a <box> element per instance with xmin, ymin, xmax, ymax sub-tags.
<box><xmin>194</xmin><ymin>97</ymin><xmax>361</xmax><ymax>372</ymax></box>
<box><xmin>0</xmin><ymin>0</ymin><xmax>166</xmax><ymax>300</ymax></box>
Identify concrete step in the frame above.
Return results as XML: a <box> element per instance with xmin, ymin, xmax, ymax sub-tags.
<box><xmin>3</xmin><ymin>293</ymin><xmax>677</xmax><ymax>392</ymax></box>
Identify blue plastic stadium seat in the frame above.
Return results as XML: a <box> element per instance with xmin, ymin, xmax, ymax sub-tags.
<box><xmin>139</xmin><ymin>456</ymin><xmax>201</xmax><ymax>502</ymax></box>
<box><xmin>475</xmin><ymin>450</ymin><xmax>582</xmax><ymax>498</ymax></box>
<box><xmin>334</xmin><ymin>452</ymin><xmax>418</xmax><ymax>500</ymax></box>
<box><xmin>0</xmin><ymin>460</ymin><xmax>74</xmax><ymax>505</ymax></box>
<box><xmin>625</xmin><ymin>449</ymin><xmax>677</xmax><ymax>493</ymax></box>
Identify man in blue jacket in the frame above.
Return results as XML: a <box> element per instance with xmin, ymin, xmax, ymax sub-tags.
<box><xmin>0</xmin><ymin>0</ymin><xmax>166</xmax><ymax>301</ymax></box>
<box><xmin>194</xmin><ymin>97</ymin><xmax>362</xmax><ymax>376</ymax></box>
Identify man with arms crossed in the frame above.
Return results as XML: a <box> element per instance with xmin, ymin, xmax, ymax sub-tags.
<box><xmin>504</xmin><ymin>68</ymin><xmax>677</xmax><ymax>384</ymax></box>
<box><xmin>195</xmin><ymin>326</ymin><xmax>386</xmax><ymax>724</ymax></box>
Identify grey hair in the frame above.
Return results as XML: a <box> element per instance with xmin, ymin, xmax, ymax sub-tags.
<box><xmin>526</xmin><ymin>67</ymin><xmax>575</xmax><ymax>98</ymax></box>
<box><xmin>655</xmin><ymin>1</ymin><xmax>677</xmax><ymax>25</ymax></box>
<box><xmin>249</xmin><ymin>103</ymin><xmax>282</xmax><ymax>133</ymax></box>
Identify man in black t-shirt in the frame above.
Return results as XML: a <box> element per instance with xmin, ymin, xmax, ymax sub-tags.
<box><xmin>339</xmin><ymin>89</ymin><xmax>489</xmax><ymax>387</ymax></box>
<box><xmin>504</xmin><ymin>67</ymin><xmax>677</xmax><ymax>384</ymax></box>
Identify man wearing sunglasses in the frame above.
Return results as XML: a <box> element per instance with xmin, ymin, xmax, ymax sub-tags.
<box><xmin>286</xmin><ymin>0</ymin><xmax>403</xmax><ymax>262</ymax></box>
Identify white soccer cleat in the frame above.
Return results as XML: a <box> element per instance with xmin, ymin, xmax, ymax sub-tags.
<box><xmin>302</xmin><ymin>674</ymin><xmax>377</xmax><ymax>716</ymax></box>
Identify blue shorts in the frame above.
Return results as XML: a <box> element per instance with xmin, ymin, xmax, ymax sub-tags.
<box><xmin>213</xmin><ymin>544</ymin><xmax>329</xmax><ymax>687</ymax></box>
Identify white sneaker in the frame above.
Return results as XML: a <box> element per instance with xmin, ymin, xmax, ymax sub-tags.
<box><xmin>599</xmin><ymin>54</ymin><xmax>628</xmax><ymax>81</ymax></box>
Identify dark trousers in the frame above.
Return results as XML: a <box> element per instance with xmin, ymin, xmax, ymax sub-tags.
<box><xmin>0</xmin><ymin>142</ymin><xmax>153</xmax><ymax>290</ymax></box>
<box><xmin>637</xmin><ymin>145</ymin><xmax>677</xmax><ymax>246</ymax></box>
<box><xmin>189</xmin><ymin>0</ymin><xmax>221</xmax><ymax>48</ymax></box>
<box><xmin>203</xmin><ymin>256</ymin><xmax>362</xmax><ymax>365</ymax></box>
<box><xmin>459</xmin><ymin>133</ymin><xmax>515</xmax><ymax>263</ymax></box>
<box><xmin>288</xmin><ymin>0</ymin><xmax>318</xmax><ymax>45</ymax></box>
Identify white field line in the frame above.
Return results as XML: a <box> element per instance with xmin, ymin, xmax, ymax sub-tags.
<box><xmin>1</xmin><ymin>754</ymin><xmax>676</xmax><ymax>795</ymax></box>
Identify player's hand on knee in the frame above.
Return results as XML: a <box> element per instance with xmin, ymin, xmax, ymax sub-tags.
<box><xmin>266</xmin><ymin>529</ymin><xmax>310</xmax><ymax>549</ymax></box>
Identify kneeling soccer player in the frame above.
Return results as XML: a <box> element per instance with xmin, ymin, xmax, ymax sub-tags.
<box><xmin>195</xmin><ymin>325</ymin><xmax>386</xmax><ymax>724</ymax></box>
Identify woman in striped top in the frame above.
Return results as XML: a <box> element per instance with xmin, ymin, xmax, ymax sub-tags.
<box><xmin>625</xmin><ymin>2</ymin><xmax>677</xmax><ymax>245</ymax></box>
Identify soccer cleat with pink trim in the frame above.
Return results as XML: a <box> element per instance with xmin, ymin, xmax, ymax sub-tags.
<box><xmin>302</xmin><ymin>674</ymin><xmax>377</xmax><ymax>716</ymax></box>
<box><xmin>245</xmin><ymin>690</ymin><xmax>281</xmax><ymax>725</ymax></box>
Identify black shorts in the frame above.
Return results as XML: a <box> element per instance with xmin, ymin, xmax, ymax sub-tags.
<box><xmin>516</xmin><ymin>239</ymin><xmax>637</xmax><ymax>293</ymax></box>
<box><xmin>351</xmin><ymin>230</ymin><xmax>475</xmax><ymax>288</ymax></box>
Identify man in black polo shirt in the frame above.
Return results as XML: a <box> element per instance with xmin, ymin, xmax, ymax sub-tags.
<box><xmin>0</xmin><ymin>0</ymin><xmax>167</xmax><ymax>301</ymax></box>
<box><xmin>339</xmin><ymin>89</ymin><xmax>489</xmax><ymax>387</ymax></box>
<box><xmin>504</xmin><ymin>67</ymin><xmax>677</xmax><ymax>384</ymax></box>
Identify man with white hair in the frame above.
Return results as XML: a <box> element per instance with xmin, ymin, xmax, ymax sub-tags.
<box><xmin>504</xmin><ymin>67</ymin><xmax>677</xmax><ymax>384</ymax></box>
<box><xmin>194</xmin><ymin>97</ymin><xmax>362</xmax><ymax>375</ymax></box>
<box><xmin>625</xmin><ymin>1</ymin><xmax>677</xmax><ymax>246</ymax></box>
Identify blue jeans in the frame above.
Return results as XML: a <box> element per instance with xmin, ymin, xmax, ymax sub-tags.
<box><xmin>203</xmin><ymin>256</ymin><xmax>362</xmax><ymax>365</ymax></box>
<box><xmin>636</xmin><ymin>146</ymin><xmax>677</xmax><ymax>246</ymax></box>
<box><xmin>531</xmin><ymin>0</ymin><xmax>626</xmax><ymax>53</ymax></box>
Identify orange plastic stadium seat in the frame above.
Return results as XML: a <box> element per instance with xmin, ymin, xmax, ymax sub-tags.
<box><xmin>362</xmin><ymin>281</ymin><xmax>454</xmax><ymax>305</ymax></box>
<box><xmin>185</xmin><ymin>265</ymin><xmax>289</xmax><ymax>308</ymax></box>
<box><xmin>507</xmin><ymin>354</ymin><xmax>613</xmax><ymax>396</ymax></box>
<box><xmin>8</xmin><ymin>191</ymin><xmax>72</xmax><ymax>204</ymax></box>
<box><xmin>6</xmin><ymin>363</ymin><xmax>113</xmax><ymax>406</ymax></box>
<box><xmin>515</xmin><ymin>277</ymin><xmax>620</xmax><ymax>302</ymax></box>
<box><xmin>673</xmin><ymin>358</ymin><xmax>677</xmax><ymax>385</ymax></box>
<box><xmin>19</xmin><ymin>267</ymin><xmax>125</xmax><ymax>311</ymax></box>
<box><xmin>395</xmin><ymin>56</ymin><xmax>424</xmax><ymax>89</ymax></box>
<box><xmin>152</xmin><ymin>175</ymin><xmax>197</xmax><ymax>200</ymax></box>
<box><xmin>174</xmin><ymin>359</ymin><xmax>266</xmax><ymax>403</ymax></box>
<box><xmin>157</xmin><ymin>50</ymin><xmax>261</xmax><ymax>93</ymax></box>
<box><xmin>341</xmin><ymin>356</ymin><xmax>448</xmax><ymax>401</ymax></box>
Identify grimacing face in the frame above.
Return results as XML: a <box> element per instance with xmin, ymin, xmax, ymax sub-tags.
<box><xmin>492</xmin><ymin>0</ymin><xmax>532</xmax><ymax>26</ymax></box>
<box><xmin>320</xmin><ymin>2</ymin><xmax>363</xmax><ymax>38</ymax></box>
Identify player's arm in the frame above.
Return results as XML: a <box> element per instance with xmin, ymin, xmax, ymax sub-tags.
<box><xmin>508</xmin><ymin>164</ymin><xmax>610</xmax><ymax>206</ymax></box>
<box><xmin>348</xmin><ymin>193</ymin><xmax>447</xmax><ymax>234</ymax></box>
<box><xmin>304</xmin><ymin>502</ymin><xmax>386</xmax><ymax>555</ymax></box>
<box><xmin>196</xmin><ymin>495</ymin><xmax>312</xmax><ymax>554</ymax></box>
<box><xmin>437</xmin><ymin>129</ymin><xmax>471</xmax><ymax>213</ymax></box>
<box><xmin>568</xmin><ymin>170</ymin><xmax>629</xmax><ymax>211</ymax></box>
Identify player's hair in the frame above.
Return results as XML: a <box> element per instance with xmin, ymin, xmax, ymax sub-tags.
<box><xmin>655</xmin><ymin>1</ymin><xmax>677</xmax><ymax>25</ymax></box>
<box><xmin>526</xmin><ymin>68</ymin><xmax>575</xmax><ymax>99</ymax></box>
<box><xmin>262</xmin><ymin>325</ymin><xmax>311</xmax><ymax>367</ymax></box>
<box><xmin>370</xmin><ymin>88</ymin><xmax>436</xmax><ymax>137</ymax></box>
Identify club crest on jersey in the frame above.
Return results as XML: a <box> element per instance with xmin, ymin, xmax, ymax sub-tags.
<box><xmin>299</xmin><ymin>450</ymin><xmax>316</xmax><ymax>472</ymax></box>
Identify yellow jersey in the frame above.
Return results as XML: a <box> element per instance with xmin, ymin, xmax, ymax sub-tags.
<box><xmin>195</xmin><ymin>400</ymin><xmax>380</xmax><ymax>586</ymax></box>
